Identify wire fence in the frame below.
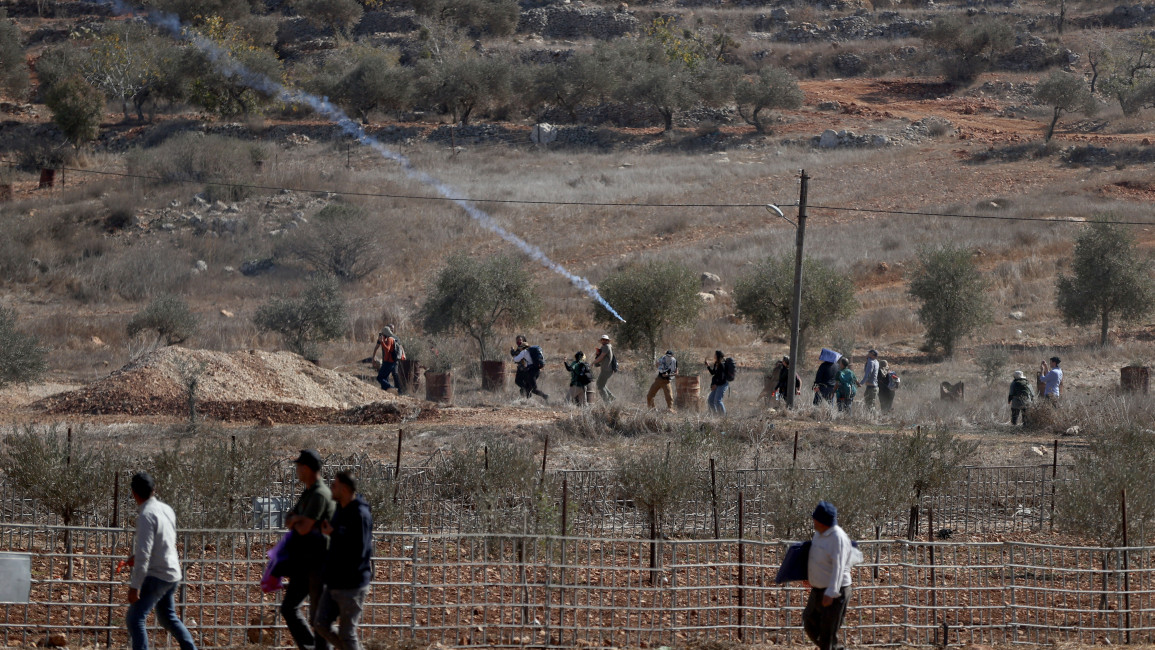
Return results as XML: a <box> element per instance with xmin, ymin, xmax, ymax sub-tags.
<box><xmin>0</xmin><ymin>461</ymin><xmax>1074</xmax><ymax>539</ymax></box>
<box><xmin>2</xmin><ymin>524</ymin><xmax>1154</xmax><ymax>648</ymax></box>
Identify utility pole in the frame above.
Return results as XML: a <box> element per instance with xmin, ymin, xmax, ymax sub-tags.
<box><xmin>786</xmin><ymin>170</ymin><xmax>809</xmax><ymax>409</ymax></box>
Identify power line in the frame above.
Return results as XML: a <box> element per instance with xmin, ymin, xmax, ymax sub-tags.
<box><xmin>33</xmin><ymin>165</ymin><xmax>1155</xmax><ymax>226</ymax></box>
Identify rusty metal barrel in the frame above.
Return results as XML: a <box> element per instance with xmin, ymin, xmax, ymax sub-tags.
<box><xmin>675</xmin><ymin>375</ymin><xmax>700</xmax><ymax>411</ymax></box>
<box><xmin>1122</xmin><ymin>366</ymin><xmax>1149</xmax><ymax>393</ymax></box>
<box><xmin>480</xmin><ymin>360</ymin><xmax>507</xmax><ymax>392</ymax></box>
<box><xmin>425</xmin><ymin>372</ymin><xmax>453</xmax><ymax>404</ymax></box>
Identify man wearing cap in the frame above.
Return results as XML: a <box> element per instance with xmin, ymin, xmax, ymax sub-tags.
<box><xmin>371</xmin><ymin>328</ymin><xmax>402</xmax><ymax>395</ymax></box>
<box><xmin>858</xmin><ymin>350</ymin><xmax>880</xmax><ymax>412</ymax></box>
<box><xmin>124</xmin><ymin>472</ymin><xmax>197</xmax><ymax>650</ymax></box>
<box><xmin>592</xmin><ymin>335</ymin><xmax>616</xmax><ymax>403</ymax></box>
<box><xmin>804</xmin><ymin>501</ymin><xmax>854</xmax><ymax>650</ymax></box>
<box><xmin>282</xmin><ymin>450</ymin><xmax>336</xmax><ymax>650</ymax></box>
<box><xmin>646</xmin><ymin>350</ymin><xmax>678</xmax><ymax>410</ymax></box>
<box><xmin>1039</xmin><ymin>357</ymin><xmax>1063</xmax><ymax>404</ymax></box>
<box><xmin>1008</xmin><ymin>370</ymin><xmax>1034</xmax><ymax>426</ymax></box>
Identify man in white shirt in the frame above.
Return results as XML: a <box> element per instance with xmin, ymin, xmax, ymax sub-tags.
<box><xmin>124</xmin><ymin>472</ymin><xmax>197</xmax><ymax>650</ymax></box>
<box><xmin>804</xmin><ymin>500</ymin><xmax>853</xmax><ymax>650</ymax></box>
<box><xmin>1039</xmin><ymin>356</ymin><xmax>1063</xmax><ymax>403</ymax></box>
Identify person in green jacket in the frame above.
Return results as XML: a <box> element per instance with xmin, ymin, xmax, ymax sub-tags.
<box><xmin>563</xmin><ymin>351</ymin><xmax>592</xmax><ymax>405</ymax></box>
<box><xmin>1008</xmin><ymin>370</ymin><xmax>1034</xmax><ymax>426</ymax></box>
<box><xmin>836</xmin><ymin>357</ymin><xmax>857</xmax><ymax>413</ymax></box>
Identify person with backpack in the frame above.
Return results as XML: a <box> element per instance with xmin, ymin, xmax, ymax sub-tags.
<box><xmin>592</xmin><ymin>335</ymin><xmax>617</xmax><ymax>403</ymax></box>
<box><xmin>511</xmin><ymin>335</ymin><xmax>549</xmax><ymax>403</ymax></box>
<box><xmin>646</xmin><ymin>350</ymin><xmax>678</xmax><ymax>411</ymax></box>
<box><xmin>835</xmin><ymin>357</ymin><xmax>857</xmax><ymax>413</ymax></box>
<box><xmin>877</xmin><ymin>360</ymin><xmax>899</xmax><ymax>413</ymax></box>
<box><xmin>1008</xmin><ymin>370</ymin><xmax>1035</xmax><ymax>426</ymax></box>
<box><xmin>370</xmin><ymin>327</ymin><xmax>405</xmax><ymax>395</ymax></box>
<box><xmin>705</xmin><ymin>350</ymin><xmax>736</xmax><ymax>416</ymax></box>
<box><xmin>564</xmin><ymin>351</ymin><xmax>594</xmax><ymax>405</ymax></box>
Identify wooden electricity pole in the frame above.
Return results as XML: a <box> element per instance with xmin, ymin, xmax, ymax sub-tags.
<box><xmin>786</xmin><ymin>171</ymin><xmax>810</xmax><ymax>409</ymax></box>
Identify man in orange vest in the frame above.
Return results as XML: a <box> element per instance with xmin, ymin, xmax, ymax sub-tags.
<box><xmin>371</xmin><ymin>327</ymin><xmax>404</xmax><ymax>395</ymax></box>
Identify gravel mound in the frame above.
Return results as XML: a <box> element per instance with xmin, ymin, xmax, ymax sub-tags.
<box><xmin>37</xmin><ymin>347</ymin><xmax>427</xmax><ymax>424</ymax></box>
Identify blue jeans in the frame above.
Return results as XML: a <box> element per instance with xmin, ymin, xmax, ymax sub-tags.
<box><xmin>313</xmin><ymin>586</ymin><xmax>368</xmax><ymax>650</ymax></box>
<box><xmin>708</xmin><ymin>383</ymin><xmax>728</xmax><ymax>415</ymax></box>
<box><xmin>127</xmin><ymin>576</ymin><xmax>197</xmax><ymax>650</ymax></box>
<box><xmin>376</xmin><ymin>361</ymin><xmax>397</xmax><ymax>391</ymax></box>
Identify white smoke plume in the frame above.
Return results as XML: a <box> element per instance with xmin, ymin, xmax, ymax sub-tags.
<box><xmin>104</xmin><ymin>0</ymin><xmax>626</xmax><ymax>322</ymax></box>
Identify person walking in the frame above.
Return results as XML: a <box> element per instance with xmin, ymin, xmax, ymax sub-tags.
<box><xmin>877</xmin><ymin>360</ymin><xmax>897</xmax><ymax>414</ymax></box>
<box><xmin>563</xmin><ymin>351</ymin><xmax>593</xmax><ymax>405</ymax></box>
<box><xmin>370</xmin><ymin>328</ymin><xmax>403</xmax><ymax>395</ymax></box>
<box><xmin>813</xmin><ymin>349</ymin><xmax>839</xmax><ymax>406</ymax></box>
<box><xmin>282</xmin><ymin>450</ymin><xmax>336</xmax><ymax>650</ymax></box>
<box><xmin>804</xmin><ymin>501</ymin><xmax>855</xmax><ymax>650</ymax></box>
<box><xmin>592</xmin><ymin>335</ymin><xmax>616</xmax><ymax>403</ymax></box>
<box><xmin>836</xmin><ymin>357</ymin><xmax>857</xmax><ymax>413</ymax></box>
<box><xmin>313</xmin><ymin>472</ymin><xmax>373</xmax><ymax>650</ymax></box>
<box><xmin>1008</xmin><ymin>370</ymin><xmax>1035</xmax><ymax>426</ymax></box>
<box><xmin>1039</xmin><ymin>357</ymin><xmax>1063</xmax><ymax>404</ymax></box>
<box><xmin>858</xmin><ymin>350</ymin><xmax>880</xmax><ymax>412</ymax></box>
<box><xmin>511</xmin><ymin>335</ymin><xmax>549</xmax><ymax>402</ymax></box>
<box><xmin>773</xmin><ymin>356</ymin><xmax>801</xmax><ymax>402</ymax></box>
<box><xmin>124</xmin><ymin>472</ymin><xmax>197</xmax><ymax>650</ymax></box>
<box><xmin>646</xmin><ymin>350</ymin><xmax>677</xmax><ymax>410</ymax></box>
<box><xmin>705</xmin><ymin>350</ymin><xmax>730</xmax><ymax>416</ymax></box>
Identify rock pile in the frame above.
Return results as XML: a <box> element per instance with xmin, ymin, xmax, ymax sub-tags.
<box><xmin>37</xmin><ymin>347</ymin><xmax>426</xmax><ymax>424</ymax></box>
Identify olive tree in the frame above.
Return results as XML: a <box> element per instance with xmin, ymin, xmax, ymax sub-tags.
<box><xmin>1034</xmin><ymin>70</ymin><xmax>1096</xmax><ymax>142</ymax></box>
<box><xmin>412</xmin><ymin>0</ymin><xmax>519</xmax><ymax>36</ymax></box>
<box><xmin>924</xmin><ymin>16</ymin><xmax>1014</xmax><ymax>85</ymax></box>
<box><xmin>420</xmin><ymin>253</ymin><xmax>541</xmax><ymax>363</ymax></box>
<box><xmin>1099</xmin><ymin>35</ymin><xmax>1155</xmax><ymax>116</ymax></box>
<box><xmin>1</xmin><ymin>424</ymin><xmax>117</xmax><ymax>577</ymax></box>
<box><xmin>254</xmin><ymin>274</ymin><xmax>348</xmax><ymax>363</ymax></box>
<box><xmin>908</xmin><ymin>246</ymin><xmax>991</xmax><ymax>356</ymax></box>
<box><xmin>733</xmin><ymin>255</ymin><xmax>857</xmax><ymax>354</ymax></box>
<box><xmin>126</xmin><ymin>294</ymin><xmax>199</xmax><ymax>346</ymax></box>
<box><xmin>295</xmin><ymin>0</ymin><xmax>363</xmax><ymax>39</ymax></box>
<box><xmin>735</xmin><ymin>67</ymin><xmax>803</xmax><ymax>133</ymax></box>
<box><xmin>44</xmin><ymin>75</ymin><xmax>105</xmax><ymax>148</ymax></box>
<box><xmin>1056</xmin><ymin>426</ymin><xmax>1155</xmax><ymax>545</ymax></box>
<box><xmin>1056</xmin><ymin>219</ymin><xmax>1155</xmax><ymax>345</ymax></box>
<box><xmin>0</xmin><ymin>306</ymin><xmax>47</xmax><ymax>389</ymax></box>
<box><xmin>532</xmin><ymin>47</ymin><xmax>620</xmax><ymax>123</ymax></box>
<box><xmin>0</xmin><ymin>9</ymin><xmax>28</xmax><ymax>99</ymax></box>
<box><xmin>593</xmin><ymin>260</ymin><xmax>701</xmax><ymax>361</ymax></box>
<box><xmin>284</xmin><ymin>203</ymin><xmax>380</xmax><ymax>281</ymax></box>
<box><xmin>417</xmin><ymin>52</ymin><xmax>511</xmax><ymax>125</ymax></box>
<box><xmin>331</xmin><ymin>48</ymin><xmax>411</xmax><ymax>123</ymax></box>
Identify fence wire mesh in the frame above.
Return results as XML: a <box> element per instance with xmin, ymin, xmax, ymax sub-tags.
<box><xmin>3</xmin><ymin>524</ymin><xmax>1154</xmax><ymax>648</ymax></box>
<box><xmin>0</xmin><ymin>463</ymin><xmax>1074</xmax><ymax>538</ymax></box>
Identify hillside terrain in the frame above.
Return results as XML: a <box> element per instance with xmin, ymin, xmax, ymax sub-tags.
<box><xmin>0</xmin><ymin>0</ymin><xmax>1153</xmax><ymax>473</ymax></box>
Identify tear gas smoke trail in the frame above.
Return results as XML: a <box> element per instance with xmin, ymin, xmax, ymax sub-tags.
<box><xmin>107</xmin><ymin>0</ymin><xmax>626</xmax><ymax>323</ymax></box>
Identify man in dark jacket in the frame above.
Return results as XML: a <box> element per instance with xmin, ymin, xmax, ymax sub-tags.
<box><xmin>1008</xmin><ymin>370</ymin><xmax>1034</xmax><ymax>426</ymax></box>
<box><xmin>813</xmin><ymin>355</ymin><xmax>839</xmax><ymax>406</ymax></box>
<box><xmin>313</xmin><ymin>472</ymin><xmax>373</xmax><ymax>650</ymax></box>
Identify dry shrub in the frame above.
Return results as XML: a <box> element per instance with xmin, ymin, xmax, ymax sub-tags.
<box><xmin>125</xmin><ymin>132</ymin><xmax>270</xmax><ymax>201</ymax></box>
<box><xmin>555</xmin><ymin>403</ymin><xmax>667</xmax><ymax>438</ymax></box>
<box><xmin>859</xmin><ymin>306</ymin><xmax>921</xmax><ymax>339</ymax></box>
<box><xmin>62</xmin><ymin>244</ymin><xmax>192</xmax><ymax>303</ymax></box>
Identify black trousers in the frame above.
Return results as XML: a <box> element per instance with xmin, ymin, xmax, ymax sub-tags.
<box><xmin>803</xmin><ymin>585</ymin><xmax>851</xmax><ymax>650</ymax></box>
<box><xmin>281</xmin><ymin>571</ymin><xmax>329</xmax><ymax>650</ymax></box>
